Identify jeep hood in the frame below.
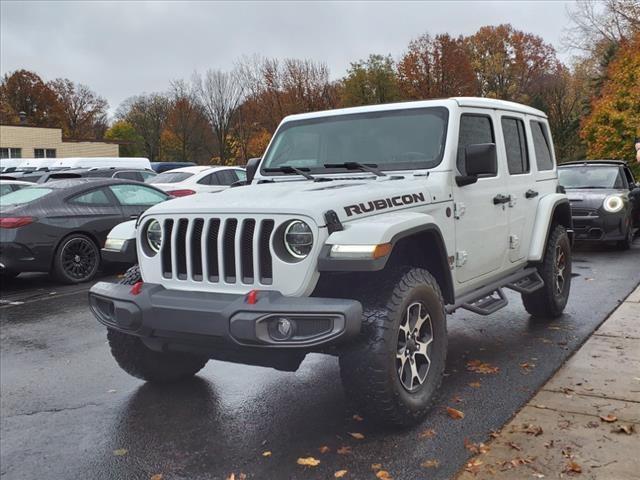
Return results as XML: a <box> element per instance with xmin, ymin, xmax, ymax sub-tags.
<box><xmin>144</xmin><ymin>177</ymin><xmax>433</xmax><ymax>225</ymax></box>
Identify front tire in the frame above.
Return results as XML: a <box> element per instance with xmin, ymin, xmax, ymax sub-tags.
<box><xmin>616</xmin><ymin>221</ymin><xmax>634</xmax><ymax>250</ymax></box>
<box><xmin>52</xmin><ymin>234</ymin><xmax>100</xmax><ymax>284</ymax></box>
<box><xmin>339</xmin><ymin>267</ymin><xmax>447</xmax><ymax>428</ymax></box>
<box><xmin>522</xmin><ymin>224</ymin><xmax>572</xmax><ymax>318</ymax></box>
<box><xmin>107</xmin><ymin>265</ymin><xmax>208</xmax><ymax>383</ymax></box>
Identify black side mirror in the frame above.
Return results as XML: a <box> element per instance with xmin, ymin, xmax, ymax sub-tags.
<box><xmin>245</xmin><ymin>157</ymin><xmax>261</xmax><ymax>184</ymax></box>
<box><xmin>455</xmin><ymin>143</ymin><xmax>497</xmax><ymax>186</ymax></box>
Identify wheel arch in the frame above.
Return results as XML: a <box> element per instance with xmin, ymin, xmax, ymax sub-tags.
<box><xmin>528</xmin><ymin>195</ymin><xmax>573</xmax><ymax>262</ymax></box>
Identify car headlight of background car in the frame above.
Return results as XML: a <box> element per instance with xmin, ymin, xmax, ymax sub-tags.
<box><xmin>603</xmin><ymin>195</ymin><xmax>624</xmax><ymax>213</ymax></box>
<box><xmin>104</xmin><ymin>238</ymin><xmax>126</xmax><ymax>251</ymax></box>
<box><xmin>144</xmin><ymin>219</ymin><xmax>163</xmax><ymax>254</ymax></box>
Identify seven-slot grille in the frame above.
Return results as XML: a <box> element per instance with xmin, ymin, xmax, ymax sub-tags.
<box><xmin>160</xmin><ymin>217</ymin><xmax>275</xmax><ymax>285</ymax></box>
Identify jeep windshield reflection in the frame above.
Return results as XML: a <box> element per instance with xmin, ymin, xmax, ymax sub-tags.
<box><xmin>261</xmin><ymin>107</ymin><xmax>449</xmax><ymax>175</ymax></box>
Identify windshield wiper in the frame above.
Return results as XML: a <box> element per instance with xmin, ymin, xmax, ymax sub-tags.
<box><xmin>324</xmin><ymin>162</ymin><xmax>386</xmax><ymax>177</ymax></box>
<box><xmin>263</xmin><ymin>165</ymin><xmax>333</xmax><ymax>182</ymax></box>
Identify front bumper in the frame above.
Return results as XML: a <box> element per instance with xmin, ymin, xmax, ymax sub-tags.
<box><xmin>89</xmin><ymin>282</ymin><xmax>362</xmax><ymax>350</ymax></box>
<box><xmin>571</xmin><ymin>210</ymin><xmax>628</xmax><ymax>241</ymax></box>
<box><xmin>101</xmin><ymin>239</ymin><xmax>137</xmax><ymax>265</ymax></box>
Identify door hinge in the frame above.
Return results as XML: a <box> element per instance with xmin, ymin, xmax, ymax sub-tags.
<box><xmin>509</xmin><ymin>235</ymin><xmax>520</xmax><ymax>250</ymax></box>
<box><xmin>454</xmin><ymin>202</ymin><xmax>466</xmax><ymax>219</ymax></box>
<box><xmin>455</xmin><ymin>250</ymin><xmax>468</xmax><ymax>267</ymax></box>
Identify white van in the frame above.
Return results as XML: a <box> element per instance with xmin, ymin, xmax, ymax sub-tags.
<box><xmin>12</xmin><ymin>158</ymin><xmax>59</xmax><ymax>173</ymax></box>
<box><xmin>49</xmin><ymin>157</ymin><xmax>152</xmax><ymax>171</ymax></box>
<box><xmin>0</xmin><ymin>158</ymin><xmax>23</xmax><ymax>173</ymax></box>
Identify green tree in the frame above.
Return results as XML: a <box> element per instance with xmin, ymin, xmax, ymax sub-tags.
<box><xmin>341</xmin><ymin>54</ymin><xmax>401</xmax><ymax>106</ymax></box>
<box><xmin>105</xmin><ymin>120</ymin><xmax>144</xmax><ymax>157</ymax></box>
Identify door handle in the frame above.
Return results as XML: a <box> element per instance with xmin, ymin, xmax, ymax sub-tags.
<box><xmin>525</xmin><ymin>189</ymin><xmax>539</xmax><ymax>199</ymax></box>
<box><xmin>493</xmin><ymin>194</ymin><xmax>511</xmax><ymax>205</ymax></box>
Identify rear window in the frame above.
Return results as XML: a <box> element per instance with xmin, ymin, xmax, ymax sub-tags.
<box><xmin>149</xmin><ymin>172</ymin><xmax>193</xmax><ymax>184</ymax></box>
<box><xmin>0</xmin><ymin>187</ymin><xmax>51</xmax><ymax>206</ymax></box>
<box><xmin>530</xmin><ymin>121</ymin><xmax>554</xmax><ymax>171</ymax></box>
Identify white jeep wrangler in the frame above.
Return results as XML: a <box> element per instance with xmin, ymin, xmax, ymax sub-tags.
<box><xmin>89</xmin><ymin>97</ymin><xmax>573</xmax><ymax>427</ymax></box>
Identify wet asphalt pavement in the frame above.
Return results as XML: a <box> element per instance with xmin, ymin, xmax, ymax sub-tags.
<box><xmin>1</xmin><ymin>241</ymin><xmax>639</xmax><ymax>480</ymax></box>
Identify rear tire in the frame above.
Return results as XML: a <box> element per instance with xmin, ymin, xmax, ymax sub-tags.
<box><xmin>522</xmin><ymin>224</ymin><xmax>571</xmax><ymax>318</ymax></box>
<box><xmin>339</xmin><ymin>267</ymin><xmax>447</xmax><ymax>428</ymax></box>
<box><xmin>107</xmin><ymin>264</ymin><xmax>208</xmax><ymax>383</ymax></box>
<box><xmin>52</xmin><ymin>233</ymin><xmax>100</xmax><ymax>284</ymax></box>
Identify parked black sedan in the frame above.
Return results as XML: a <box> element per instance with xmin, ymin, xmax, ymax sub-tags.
<box><xmin>558</xmin><ymin>160</ymin><xmax>640</xmax><ymax>249</ymax></box>
<box><xmin>0</xmin><ymin>178</ymin><xmax>170</xmax><ymax>283</ymax></box>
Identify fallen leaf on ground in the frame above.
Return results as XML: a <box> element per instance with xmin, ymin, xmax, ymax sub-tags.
<box><xmin>419</xmin><ymin>428</ymin><xmax>436</xmax><ymax>439</ymax></box>
<box><xmin>297</xmin><ymin>457</ymin><xmax>320</xmax><ymax>467</ymax></box>
<box><xmin>564</xmin><ymin>461</ymin><xmax>582</xmax><ymax>474</ymax></box>
<box><xmin>421</xmin><ymin>459</ymin><xmax>440</xmax><ymax>468</ymax></box>
<box><xmin>613</xmin><ymin>424</ymin><xmax>635</xmax><ymax>435</ymax></box>
<box><xmin>446</xmin><ymin>407</ymin><xmax>465</xmax><ymax>420</ymax></box>
<box><xmin>464</xmin><ymin>459</ymin><xmax>483</xmax><ymax>474</ymax></box>
<box><xmin>600</xmin><ymin>414</ymin><xmax>617</xmax><ymax>423</ymax></box>
<box><xmin>352</xmin><ymin>414</ymin><xmax>364</xmax><ymax>422</ymax></box>
<box><xmin>113</xmin><ymin>449</ymin><xmax>128</xmax><ymax>456</ymax></box>
<box><xmin>508</xmin><ymin>442</ymin><xmax>522</xmax><ymax>451</ymax></box>
<box><xmin>375</xmin><ymin>471</ymin><xmax>392</xmax><ymax>480</ymax></box>
<box><xmin>468</xmin><ymin>381</ymin><xmax>482</xmax><ymax>388</ymax></box>
<box><xmin>466</xmin><ymin>360</ymin><xmax>499</xmax><ymax>374</ymax></box>
<box><xmin>371</xmin><ymin>464</ymin><xmax>382</xmax><ymax>471</ymax></box>
<box><xmin>464</xmin><ymin>438</ymin><xmax>490</xmax><ymax>454</ymax></box>
<box><xmin>337</xmin><ymin>446</ymin><xmax>352</xmax><ymax>455</ymax></box>
<box><xmin>349</xmin><ymin>432</ymin><xmax>365</xmax><ymax>440</ymax></box>
<box><xmin>452</xmin><ymin>395</ymin><xmax>463</xmax><ymax>403</ymax></box>
<box><xmin>262</xmin><ymin>451</ymin><xmax>272</xmax><ymax>457</ymax></box>
<box><xmin>519</xmin><ymin>362</ymin><xmax>535</xmax><ymax>372</ymax></box>
<box><xmin>489</xmin><ymin>430</ymin><xmax>500</xmax><ymax>438</ymax></box>
<box><xmin>522</xmin><ymin>424</ymin><xmax>543</xmax><ymax>436</ymax></box>
<box><xmin>319</xmin><ymin>445</ymin><xmax>330</xmax><ymax>454</ymax></box>
<box><xmin>150</xmin><ymin>475</ymin><xmax>163</xmax><ymax>480</ymax></box>
<box><xmin>334</xmin><ymin>470</ymin><xmax>348</xmax><ymax>478</ymax></box>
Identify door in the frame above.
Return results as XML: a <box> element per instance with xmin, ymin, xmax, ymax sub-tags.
<box><xmin>454</xmin><ymin>111</ymin><xmax>510</xmax><ymax>284</ymax></box>
<box><xmin>65</xmin><ymin>187</ymin><xmax>124</xmax><ymax>245</ymax></box>
<box><xmin>108</xmin><ymin>183</ymin><xmax>170</xmax><ymax>219</ymax></box>
<box><xmin>499</xmin><ymin>114</ymin><xmax>538</xmax><ymax>262</ymax></box>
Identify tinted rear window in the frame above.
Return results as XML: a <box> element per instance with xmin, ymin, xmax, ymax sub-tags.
<box><xmin>530</xmin><ymin>121</ymin><xmax>554</xmax><ymax>171</ymax></box>
<box><xmin>0</xmin><ymin>187</ymin><xmax>51</xmax><ymax>206</ymax></box>
<box><xmin>149</xmin><ymin>172</ymin><xmax>194</xmax><ymax>184</ymax></box>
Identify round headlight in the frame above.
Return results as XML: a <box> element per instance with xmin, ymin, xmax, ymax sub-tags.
<box><xmin>284</xmin><ymin>220</ymin><xmax>313</xmax><ymax>259</ymax></box>
<box><xmin>146</xmin><ymin>220</ymin><xmax>162</xmax><ymax>253</ymax></box>
<box><xmin>603</xmin><ymin>195</ymin><xmax>624</xmax><ymax>213</ymax></box>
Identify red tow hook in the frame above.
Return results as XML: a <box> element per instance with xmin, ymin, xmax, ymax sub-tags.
<box><xmin>246</xmin><ymin>289</ymin><xmax>258</xmax><ymax>305</ymax></box>
<box><xmin>130</xmin><ymin>281</ymin><xmax>143</xmax><ymax>296</ymax></box>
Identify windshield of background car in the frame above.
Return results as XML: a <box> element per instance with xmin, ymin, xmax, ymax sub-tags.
<box><xmin>261</xmin><ymin>107</ymin><xmax>449</xmax><ymax>174</ymax></box>
<box><xmin>149</xmin><ymin>172</ymin><xmax>194</xmax><ymax>184</ymax></box>
<box><xmin>558</xmin><ymin>166</ymin><xmax>625</xmax><ymax>189</ymax></box>
<box><xmin>0</xmin><ymin>187</ymin><xmax>52</xmax><ymax>206</ymax></box>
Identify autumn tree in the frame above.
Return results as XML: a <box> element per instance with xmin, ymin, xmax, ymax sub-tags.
<box><xmin>467</xmin><ymin>24</ymin><xmax>559</xmax><ymax>103</ymax></box>
<box><xmin>398</xmin><ymin>33</ymin><xmax>478</xmax><ymax>99</ymax></box>
<box><xmin>117</xmin><ymin>93</ymin><xmax>170</xmax><ymax>161</ymax></box>
<box><xmin>0</xmin><ymin>70</ymin><xmax>61</xmax><ymax>126</ymax></box>
<box><xmin>581</xmin><ymin>33</ymin><xmax>640</xmax><ymax>175</ymax></box>
<box><xmin>104</xmin><ymin>120</ymin><xmax>144</xmax><ymax>157</ymax></box>
<box><xmin>194</xmin><ymin>69</ymin><xmax>244</xmax><ymax>164</ymax></box>
<box><xmin>48</xmin><ymin>78</ymin><xmax>109</xmax><ymax>139</ymax></box>
<box><xmin>341</xmin><ymin>54</ymin><xmax>401</xmax><ymax>106</ymax></box>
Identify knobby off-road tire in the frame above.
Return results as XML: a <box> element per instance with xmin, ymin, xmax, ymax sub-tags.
<box><xmin>107</xmin><ymin>265</ymin><xmax>208</xmax><ymax>383</ymax></box>
<box><xmin>522</xmin><ymin>224</ymin><xmax>572</xmax><ymax>319</ymax></box>
<box><xmin>339</xmin><ymin>267</ymin><xmax>447</xmax><ymax>428</ymax></box>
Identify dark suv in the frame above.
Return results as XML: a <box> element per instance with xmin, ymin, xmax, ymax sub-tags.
<box><xmin>558</xmin><ymin>160</ymin><xmax>639</xmax><ymax>249</ymax></box>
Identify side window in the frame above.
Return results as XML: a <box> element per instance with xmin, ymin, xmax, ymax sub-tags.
<box><xmin>114</xmin><ymin>171</ymin><xmax>143</xmax><ymax>182</ymax></box>
<box><xmin>218</xmin><ymin>170</ymin><xmax>238</xmax><ymax>185</ymax></box>
<box><xmin>501</xmin><ymin>117</ymin><xmax>529</xmax><ymax>175</ymax></box>
<box><xmin>69</xmin><ymin>188</ymin><xmax>111</xmax><ymax>206</ymax></box>
<box><xmin>197</xmin><ymin>173</ymin><xmax>218</xmax><ymax>185</ymax></box>
<box><xmin>530</xmin><ymin>121</ymin><xmax>554</xmax><ymax>171</ymax></box>
<box><xmin>235</xmin><ymin>170</ymin><xmax>247</xmax><ymax>182</ymax></box>
<box><xmin>109</xmin><ymin>184</ymin><xmax>168</xmax><ymax>206</ymax></box>
<box><xmin>623</xmin><ymin>167</ymin><xmax>635</xmax><ymax>188</ymax></box>
<box><xmin>457</xmin><ymin>114</ymin><xmax>495</xmax><ymax>175</ymax></box>
<box><xmin>140</xmin><ymin>171</ymin><xmax>156</xmax><ymax>182</ymax></box>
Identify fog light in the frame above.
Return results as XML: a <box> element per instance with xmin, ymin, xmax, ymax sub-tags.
<box><xmin>269</xmin><ymin>317</ymin><xmax>296</xmax><ymax>341</ymax></box>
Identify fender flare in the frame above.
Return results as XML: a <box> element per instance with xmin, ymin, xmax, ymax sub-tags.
<box><xmin>528</xmin><ymin>194</ymin><xmax>573</xmax><ymax>262</ymax></box>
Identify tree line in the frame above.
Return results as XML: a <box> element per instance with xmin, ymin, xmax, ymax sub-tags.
<box><xmin>1</xmin><ymin>0</ymin><xmax>638</xmax><ymax>173</ymax></box>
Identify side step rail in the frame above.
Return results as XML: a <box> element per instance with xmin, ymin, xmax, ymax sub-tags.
<box><xmin>446</xmin><ymin>267</ymin><xmax>542</xmax><ymax>315</ymax></box>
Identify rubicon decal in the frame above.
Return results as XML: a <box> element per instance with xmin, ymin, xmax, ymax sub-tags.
<box><xmin>344</xmin><ymin>192</ymin><xmax>426</xmax><ymax>217</ymax></box>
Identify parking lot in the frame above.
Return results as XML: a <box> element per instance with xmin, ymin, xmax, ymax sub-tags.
<box><xmin>1</xmin><ymin>239</ymin><xmax>638</xmax><ymax>480</ymax></box>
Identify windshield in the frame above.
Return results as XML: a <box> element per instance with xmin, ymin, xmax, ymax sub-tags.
<box><xmin>261</xmin><ymin>107</ymin><xmax>449</xmax><ymax>174</ymax></box>
<box><xmin>0</xmin><ymin>187</ymin><xmax>51</xmax><ymax>206</ymax></box>
<box><xmin>558</xmin><ymin>166</ymin><xmax>625</xmax><ymax>189</ymax></box>
<box><xmin>149</xmin><ymin>172</ymin><xmax>194</xmax><ymax>184</ymax></box>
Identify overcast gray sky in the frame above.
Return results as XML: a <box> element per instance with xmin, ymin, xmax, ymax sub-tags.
<box><xmin>1</xmin><ymin>1</ymin><xmax>575</xmax><ymax>115</ymax></box>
